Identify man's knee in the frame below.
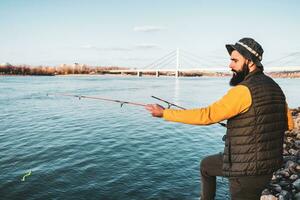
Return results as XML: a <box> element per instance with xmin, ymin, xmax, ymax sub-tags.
<box><xmin>200</xmin><ymin>153</ymin><xmax>223</xmax><ymax>176</ymax></box>
<box><xmin>200</xmin><ymin>155</ymin><xmax>218</xmax><ymax>176</ymax></box>
<box><xmin>200</xmin><ymin>156</ymin><xmax>211</xmax><ymax>172</ymax></box>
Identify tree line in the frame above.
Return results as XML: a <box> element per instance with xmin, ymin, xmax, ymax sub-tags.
<box><xmin>0</xmin><ymin>64</ymin><xmax>128</xmax><ymax>76</ymax></box>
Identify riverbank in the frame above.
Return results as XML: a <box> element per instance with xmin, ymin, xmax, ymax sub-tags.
<box><xmin>260</xmin><ymin>107</ymin><xmax>300</xmax><ymax>200</ymax></box>
<box><xmin>1</xmin><ymin>63</ymin><xmax>300</xmax><ymax>78</ymax></box>
<box><xmin>2</xmin><ymin>70</ymin><xmax>300</xmax><ymax>78</ymax></box>
<box><xmin>266</xmin><ymin>71</ymin><xmax>300</xmax><ymax>78</ymax></box>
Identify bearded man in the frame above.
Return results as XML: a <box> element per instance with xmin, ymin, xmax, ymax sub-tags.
<box><xmin>145</xmin><ymin>38</ymin><xmax>294</xmax><ymax>200</ymax></box>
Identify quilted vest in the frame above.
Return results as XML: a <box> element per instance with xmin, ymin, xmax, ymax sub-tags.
<box><xmin>222</xmin><ymin>69</ymin><xmax>287</xmax><ymax>177</ymax></box>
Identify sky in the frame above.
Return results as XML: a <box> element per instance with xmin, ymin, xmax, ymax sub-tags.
<box><xmin>0</xmin><ymin>0</ymin><xmax>300</xmax><ymax>69</ymax></box>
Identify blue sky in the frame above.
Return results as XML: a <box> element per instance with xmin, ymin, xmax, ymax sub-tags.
<box><xmin>0</xmin><ymin>0</ymin><xmax>299</xmax><ymax>69</ymax></box>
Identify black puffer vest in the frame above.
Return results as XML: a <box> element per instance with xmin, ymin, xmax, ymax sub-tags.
<box><xmin>222</xmin><ymin>69</ymin><xmax>287</xmax><ymax>177</ymax></box>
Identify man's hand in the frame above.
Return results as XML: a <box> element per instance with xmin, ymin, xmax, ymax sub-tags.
<box><xmin>145</xmin><ymin>104</ymin><xmax>165</xmax><ymax>118</ymax></box>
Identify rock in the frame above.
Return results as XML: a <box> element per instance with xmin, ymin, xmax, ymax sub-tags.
<box><xmin>260</xmin><ymin>195</ymin><xmax>278</xmax><ymax>200</ymax></box>
<box><xmin>287</xmin><ymin>137</ymin><xmax>294</xmax><ymax>143</ymax></box>
<box><xmin>284</xmin><ymin>156</ymin><xmax>297</xmax><ymax>162</ymax></box>
<box><xmin>274</xmin><ymin>184</ymin><xmax>283</xmax><ymax>193</ymax></box>
<box><xmin>262</xmin><ymin>188</ymin><xmax>272</xmax><ymax>195</ymax></box>
<box><xmin>296</xmin><ymin>165</ymin><xmax>300</xmax><ymax>172</ymax></box>
<box><xmin>285</xmin><ymin>161</ymin><xmax>298</xmax><ymax>174</ymax></box>
<box><xmin>275</xmin><ymin>174</ymin><xmax>283</xmax><ymax>180</ymax></box>
<box><xmin>283</xmin><ymin>149</ymin><xmax>289</xmax><ymax>155</ymax></box>
<box><xmin>278</xmin><ymin>190</ymin><xmax>291</xmax><ymax>200</ymax></box>
<box><xmin>288</xmin><ymin>149</ymin><xmax>299</xmax><ymax>156</ymax></box>
<box><xmin>289</xmin><ymin>174</ymin><xmax>298</xmax><ymax>181</ymax></box>
<box><xmin>293</xmin><ymin>179</ymin><xmax>300</xmax><ymax>191</ymax></box>
<box><xmin>285</xmin><ymin>160</ymin><xmax>297</xmax><ymax>169</ymax></box>
<box><xmin>279</xmin><ymin>181</ymin><xmax>290</xmax><ymax>188</ymax></box>
<box><xmin>294</xmin><ymin>140</ymin><xmax>300</xmax><ymax>149</ymax></box>
<box><xmin>277</xmin><ymin>170</ymin><xmax>290</xmax><ymax>178</ymax></box>
<box><xmin>294</xmin><ymin>192</ymin><xmax>300</xmax><ymax>200</ymax></box>
<box><xmin>289</xmin><ymin>167</ymin><xmax>298</xmax><ymax>174</ymax></box>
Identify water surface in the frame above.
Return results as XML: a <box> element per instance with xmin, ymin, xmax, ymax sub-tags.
<box><xmin>1</xmin><ymin>75</ymin><xmax>299</xmax><ymax>200</ymax></box>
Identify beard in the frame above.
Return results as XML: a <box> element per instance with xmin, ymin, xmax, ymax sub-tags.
<box><xmin>229</xmin><ymin>64</ymin><xmax>250</xmax><ymax>86</ymax></box>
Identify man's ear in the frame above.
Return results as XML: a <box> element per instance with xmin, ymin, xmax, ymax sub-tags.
<box><xmin>246</xmin><ymin>60</ymin><xmax>255</xmax><ymax>70</ymax></box>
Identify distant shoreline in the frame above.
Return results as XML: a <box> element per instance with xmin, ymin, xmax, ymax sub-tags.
<box><xmin>1</xmin><ymin>71</ymin><xmax>300</xmax><ymax>78</ymax></box>
<box><xmin>1</xmin><ymin>64</ymin><xmax>300</xmax><ymax>78</ymax></box>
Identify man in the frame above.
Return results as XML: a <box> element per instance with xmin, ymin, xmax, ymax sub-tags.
<box><xmin>145</xmin><ymin>38</ymin><xmax>294</xmax><ymax>200</ymax></box>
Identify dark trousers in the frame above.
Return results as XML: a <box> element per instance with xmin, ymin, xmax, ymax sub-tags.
<box><xmin>200</xmin><ymin>153</ymin><xmax>272</xmax><ymax>200</ymax></box>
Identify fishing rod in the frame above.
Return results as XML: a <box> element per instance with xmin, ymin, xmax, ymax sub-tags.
<box><xmin>152</xmin><ymin>95</ymin><xmax>227</xmax><ymax>128</ymax></box>
<box><xmin>47</xmin><ymin>93</ymin><xmax>147</xmax><ymax>108</ymax></box>
<box><xmin>48</xmin><ymin>93</ymin><xmax>226</xmax><ymax>127</ymax></box>
<box><xmin>151</xmin><ymin>96</ymin><xmax>186</xmax><ymax>110</ymax></box>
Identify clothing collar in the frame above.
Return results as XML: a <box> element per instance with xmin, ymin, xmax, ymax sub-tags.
<box><xmin>244</xmin><ymin>68</ymin><xmax>263</xmax><ymax>81</ymax></box>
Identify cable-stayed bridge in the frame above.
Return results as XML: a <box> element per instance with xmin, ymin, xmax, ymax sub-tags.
<box><xmin>109</xmin><ymin>49</ymin><xmax>300</xmax><ymax>77</ymax></box>
<box><xmin>110</xmin><ymin>49</ymin><xmax>227</xmax><ymax>77</ymax></box>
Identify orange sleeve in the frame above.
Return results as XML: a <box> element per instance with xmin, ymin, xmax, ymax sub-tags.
<box><xmin>286</xmin><ymin>104</ymin><xmax>294</xmax><ymax>131</ymax></box>
<box><xmin>163</xmin><ymin>85</ymin><xmax>251</xmax><ymax>125</ymax></box>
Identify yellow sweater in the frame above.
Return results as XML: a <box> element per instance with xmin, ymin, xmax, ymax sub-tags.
<box><xmin>163</xmin><ymin>85</ymin><xmax>294</xmax><ymax>130</ymax></box>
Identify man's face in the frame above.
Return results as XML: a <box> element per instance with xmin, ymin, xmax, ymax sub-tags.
<box><xmin>229</xmin><ymin>50</ymin><xmax>249</xmax><ymax>86</ymax></box>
